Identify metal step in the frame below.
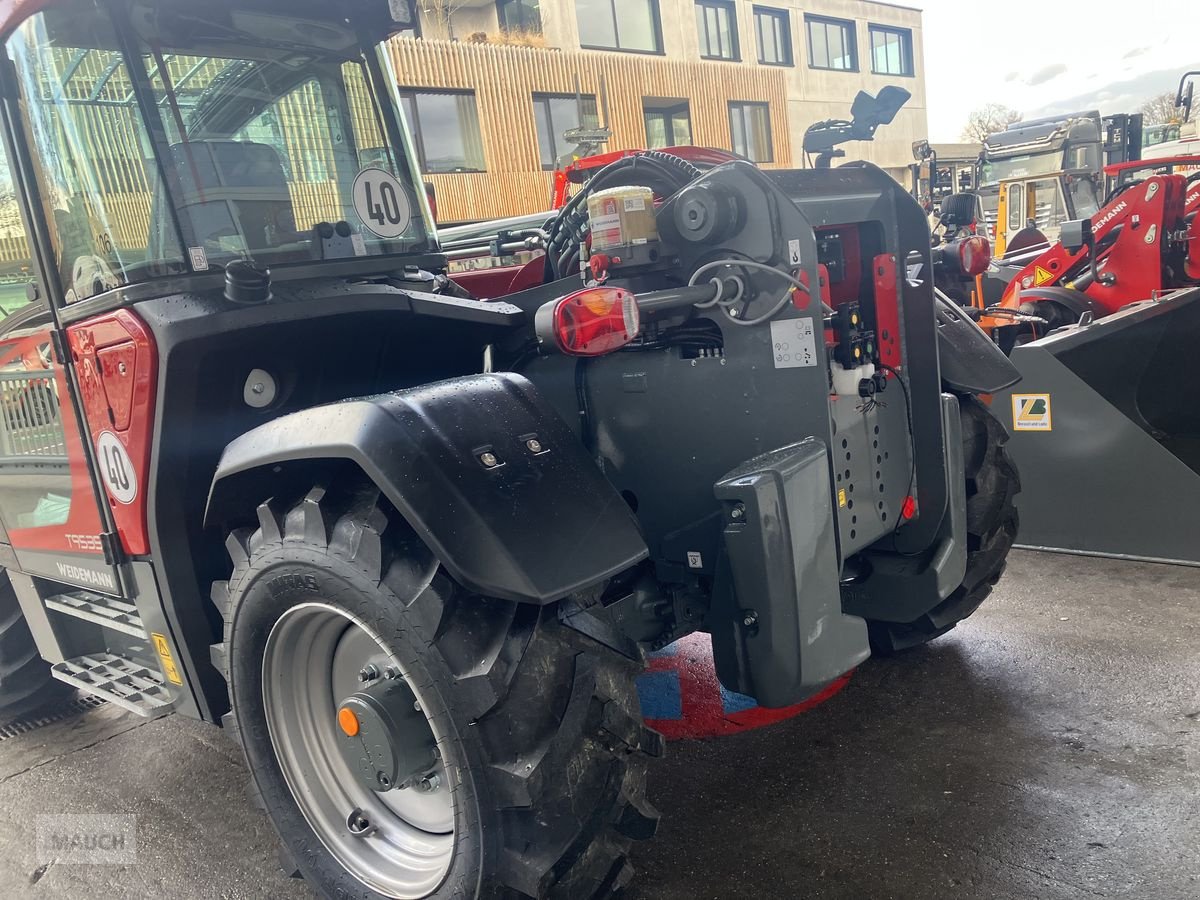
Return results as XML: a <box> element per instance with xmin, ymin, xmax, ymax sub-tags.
<box><xmin>44</xmin><ymin>592</ymin><xmax>146</xmax><ymax>639</ymax></box>
<box><xmin>50</xmin><ymin>654</ymin><xmax>172</xmax><ymax>718</ymax></box>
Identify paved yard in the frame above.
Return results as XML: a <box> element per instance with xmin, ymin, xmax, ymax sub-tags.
<box><xmin>0</xmin><ymin>550</ymin><xmax>1197</xmax><ymax>899</ymax></box>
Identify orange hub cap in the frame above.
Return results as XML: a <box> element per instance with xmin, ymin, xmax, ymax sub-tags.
<box><xmin>337</xmin><ymin>706</ymin><xmax>360</xmax><ymax>737</ymax></box>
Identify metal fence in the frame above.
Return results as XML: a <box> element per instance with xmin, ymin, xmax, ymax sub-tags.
<box><xmin>0</xmin><ymin>370</ymin><xmax>67</xmax><ymax>460</ymax></box>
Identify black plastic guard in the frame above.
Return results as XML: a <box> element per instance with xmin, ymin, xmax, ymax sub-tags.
<box><xmin>207</xmin><ymin>373</ymin><xmax>648</xmax><ymax>604</ymax></box>
<box><xmin>935</xmin><ymin>290</ymin><xmax>1021</xmax><ymax>394</ymax></box>
<box><xmin>710</xmin><ymin>439</ymin><xmax>870</xmax><ymax>708</ymax></box>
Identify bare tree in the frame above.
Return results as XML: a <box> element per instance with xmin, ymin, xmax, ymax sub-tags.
<box><xmin>960</xmin><ymin>104</ymin><xmax>1022</xmax><ymax>143</ymax></box>
<box><xmin>1139</xmin><ymin>91</ymin><xmax>1182</xmax><ymax>125</ymax></box>
<box><xmin>420</xmin><ymin>0</ymin><xmax>471</xmax><ymax>40</ymax></box>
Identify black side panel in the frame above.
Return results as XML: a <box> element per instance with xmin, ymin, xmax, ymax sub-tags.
<box><xmin>769</xmin><ymin>163</ymin><xmax>949</xmax><ymax>549</ymax></box>
<box><xmin>934</xmin><ymin>290</ymin><xmax>1021</xmax><ymax>394</ymax></box>
<box><xmin>208</xmin><ymin>373</ymin><xmax>648</xmax><ymax>604</ymax></box>
<box><xmin>711</xmin><ymin>440</ymin><xmax>870</xmax><ymax>708</ymax></box>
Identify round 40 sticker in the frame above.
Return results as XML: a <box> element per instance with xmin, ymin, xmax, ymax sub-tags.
<box><xmin>352</xmin><ymin>167</ymin><xmax>412</xmax><ymax>239</ymax></box>
<box><xmin>96</xmin><ymin>431</ymin><xmax>137</xmax><ymax>505</ymax></box>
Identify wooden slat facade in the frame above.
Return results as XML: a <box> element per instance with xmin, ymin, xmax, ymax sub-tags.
<box><xmin>389</xmin><ymin>39</ymin><xmax>792</xmax><ymax>223</ymax></box>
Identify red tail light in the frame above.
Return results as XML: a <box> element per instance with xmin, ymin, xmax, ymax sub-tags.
<box><xmin>958</xmin><ymin>235</ymin><xmax>992</xmax><ymax>277</ymax></box>
<box><xmin>535</xmin><ymin>287</ymin><xmax>641</xmax><ymax>357</ymax></box>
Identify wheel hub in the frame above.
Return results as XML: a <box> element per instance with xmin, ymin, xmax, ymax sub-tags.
<box><xmin>260</xmin><ymin>602</ymin><xmax>455</xmax><ymax>898</ymax></box>
<box><xmin>336</xmin><ymin>676</ymin><xmax>438</xmax><ymax>793</ymax></box>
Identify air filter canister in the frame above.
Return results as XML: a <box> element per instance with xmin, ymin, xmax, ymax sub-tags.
<box><xmin>587</xmin><ymin>186</ymin><xmax>658</xmax><ymax>252</ymax></box>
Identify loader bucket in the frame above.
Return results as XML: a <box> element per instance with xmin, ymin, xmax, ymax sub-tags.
<box><xmin>991</xmin><ymin>287</ymin><xmax>1200</xmax><ymax>565</ymax></box>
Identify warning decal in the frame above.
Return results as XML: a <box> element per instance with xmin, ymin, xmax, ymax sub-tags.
<box><xmin>151</xmin><ymin>632</ymin><xmax>184</xmax><ymax>686</ymax></box>
<box><xmin>1012</xmin><ymin>393</ymin><xmax>1052</xmax><ymax>431</ymax></box>
<box><xmin>787</xmin><ymin>238</ymin><xmax>802</xmax><ymax>266</ymax></box>
<box><xmin>770</xmin><ymin>317</ymin><xmax>817</xmax><ymax>368</ymax></box>
<box><xmin>1033</xmin><ymin>265</ymin><xmax>1055</xmax><ymax>286</ymax></box>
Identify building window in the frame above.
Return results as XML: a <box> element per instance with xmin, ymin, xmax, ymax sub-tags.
<box><xmin>869</xmin><ymin>25</ymin><xmax>913</xmax><ymax>76</ymax></box>
<box><xmin>754</xmin><ymin>7</ymin><xmax>791</xmax><ymax>66</ymax></box>
<box><xmin>533</xmin><ymin>93</ymin><xmax>600</xmax><ymax>169</ymax></box>
<box><xmin>729</xmin><ymin>101</ymin><xmax>772</xmax><ymax>163</ymax></box>
<box><xmin>805</xmin><ymin>15</ymin><xmax>857</xmax><ymax>71</ymax></box>
<box><xmin>696</xmin><ymin>0</ymin><xmax>739</xmax><ymax>61</ymax></box>
<box><xmin>575</xmin><ymin>0</ymin><xmax>662</xmax><ymax>54</ymax></box>
<box><xmin>643</xmin><ymin>98</ymin><xmax>692</xmax><ymax>149</ymax></box>
<box><xmin>498</xmin><ymin>0</ymin><xmax>542</xmax><ymax>33</ymax></box>
<box><xmin>398</xmin><ymin>89</ymin><xmax>486</xmax><ymax>173</ymax></box>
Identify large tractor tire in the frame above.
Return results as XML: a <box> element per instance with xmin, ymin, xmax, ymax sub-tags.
<box><xmin>0</xmin><ymin>568</ymin><xmax>62</xmax><ymax>719</ymax></box>
<box><xmin>868</xmin><ymin>395</ymin><xmax>1020</xmax><ymax>654</ymax></box>
<box><xmin>211</xmin><ymin>482</ymin><xmax>660</xmax><ymax>900</ymax></box>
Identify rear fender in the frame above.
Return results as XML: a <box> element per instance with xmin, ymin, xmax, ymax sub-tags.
<box><xmin>206</xmin><ymin>373</ymin><xmax>648</xmax><ymax>604</ymax></box>
<box><xmin>935</xmin><ymin>290</ymin><xmax>1021</xmax><ymax>393</ymax></box>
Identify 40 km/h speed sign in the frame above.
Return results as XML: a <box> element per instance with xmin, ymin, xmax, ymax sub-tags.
<box><xmin>352</xmin><ymin>167</ymin><xmax>412</xmax><ymax>239</ymax></box>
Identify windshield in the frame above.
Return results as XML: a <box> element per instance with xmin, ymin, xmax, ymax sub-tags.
<box><xmin>7</xmin><ymin>1</ymin><xmax>430</xmax><ymax>303</ymax></box>
<box><xmin>979</xmin><ymin>152</ymin><xmax>1064</xmax><ymax>188</ymax></box>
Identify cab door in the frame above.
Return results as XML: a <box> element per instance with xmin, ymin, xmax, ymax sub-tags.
<box><xmin>0</xmin><ymin>158</ymin><xmax>122</xmax><ymax>596</ymax></box>
<box><xmin>995</xmin><ymin>181</ymin><xmax>1024</xmax><ymax>256</ymax></box>
<box><xmin>1026</xmin><ymin>178</ymin><xmax>1069</xmax><ymax>245</ymax></box>
<box><xmin>0</xmin><ymin>303</ymin><xmax>123</xmax><ymax>596</ymax></box>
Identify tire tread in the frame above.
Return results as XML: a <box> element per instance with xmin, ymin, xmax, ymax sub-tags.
<box><xmin>212</xmin><ymin>484</ymin><xmax>657</xmax><ymax>899</ymax></box>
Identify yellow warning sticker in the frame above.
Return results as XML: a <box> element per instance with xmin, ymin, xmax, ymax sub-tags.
<box><xmin>1012</xmin><ymin>393</ymin><xmax>1052</xmax><ymax>432</ymax></box>
<box><xmin>1034</xmin><ymin>265</ymin><xmax>1055</xmax><ymax>286</ymax></box>
<box><xmin>151</xmin><ymin>632</ymin><xmax>184</xmax><ymax>685</ymax></box>
<box><xmin>837</xmin><ymin>488</ymin><xmax>847</xmax><ymax>508</ymax></box>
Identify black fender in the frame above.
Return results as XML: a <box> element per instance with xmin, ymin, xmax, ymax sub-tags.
<box><xmin>206</xmin><ymin>372</ymin><xmax>648</xmax><ymax>604</ymax></box>
<box><xmin>934</xmin><ymin>289</ymin><xmax>1021</xmax><ymax>394</ymax></box>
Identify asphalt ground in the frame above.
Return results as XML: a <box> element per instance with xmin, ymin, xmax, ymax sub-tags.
<box><xmin>0</xmin><ymin>549</ymin><xmax>1196</xmax><ymax>899</ymax></box>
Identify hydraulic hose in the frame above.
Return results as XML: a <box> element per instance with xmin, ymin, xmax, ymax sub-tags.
<box><xmin>545</xmin><ymin>151</ymin><xmax>702</xmax><ymax>279</ymax></box>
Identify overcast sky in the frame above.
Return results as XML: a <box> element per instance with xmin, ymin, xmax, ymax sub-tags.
<box><xmin>919</xmin><ymin>0</ymin><xmax>1200</xmax><ymax>141</ymax></box>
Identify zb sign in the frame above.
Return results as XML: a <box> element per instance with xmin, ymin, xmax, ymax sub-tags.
<box><xmin>1011</xmin><ymin>394</ymin><xmax>1052</xmax><ymax>432</ymax></box>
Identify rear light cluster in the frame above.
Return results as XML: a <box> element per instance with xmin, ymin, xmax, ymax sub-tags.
<box><xmin>958</xmin><ymin>235</ymin><xmax>992</xmax><ymax>277</ymax></box>
<box><xmin>535</xmin><ymin>287</ymin><xmax>641</xmax><ymax>357</ymax></box>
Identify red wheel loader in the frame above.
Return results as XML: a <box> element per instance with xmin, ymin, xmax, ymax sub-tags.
<box><xmin>975</xmin><ymin>149</ymin><xmax>1200</xmax><ymax>565</ymax></box>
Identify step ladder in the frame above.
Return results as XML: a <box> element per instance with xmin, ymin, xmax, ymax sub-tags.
<box><xmin>44</xmin><ymin>591</ymin><xmax>172</xmax><ymax>718</ymax></box>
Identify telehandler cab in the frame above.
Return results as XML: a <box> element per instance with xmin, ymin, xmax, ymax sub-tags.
<box><xmin>0</xmin><ymin>0</ymin><xmax>1021</xmax><ymax>896</ymax></box>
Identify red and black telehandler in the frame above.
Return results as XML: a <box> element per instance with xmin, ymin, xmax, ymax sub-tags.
<box><xmin>0</xmin><ymin>1</ymin><xmax>1021</xmax><ymax>897</ymax></box>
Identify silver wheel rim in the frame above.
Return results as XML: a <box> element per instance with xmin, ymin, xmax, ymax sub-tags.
<box><xmin>262</xmin><ymin>602</ymin><xmax>454</xmax><ymax>898</ymax></box>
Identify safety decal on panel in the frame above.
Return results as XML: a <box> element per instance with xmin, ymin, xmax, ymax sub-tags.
<box><xmin>1011</xmin><ymin>393</ymin><xmax>1052</xmax><ymax>431</ymax></box>
<box><xmin>770</xmin><ymin>318</ymin><xmax>817</xmax><ymax>369</ymax></box>
<box><xmin>352</xmin><ymin>167</ymin><xmax>411</xmax><ymax>238</ymax></box>
<box><xmin>1033</xmin><ymin>265</ymin><xmax>1055</xmax><ymax>287</ymax></box>
<box><xmin>151</xmin><ymin>633</ymin><xmax>184</xmax><ymax>686</ymax></box>
<box><xmin>96</xmin><ymin>431</ymin><xmax>137</xmax><ymax>504</ymax></box>
<box><xmin>787</xmin><ymin>239</ymin><xmax>802</xmax><ymax>266</ymax></box>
